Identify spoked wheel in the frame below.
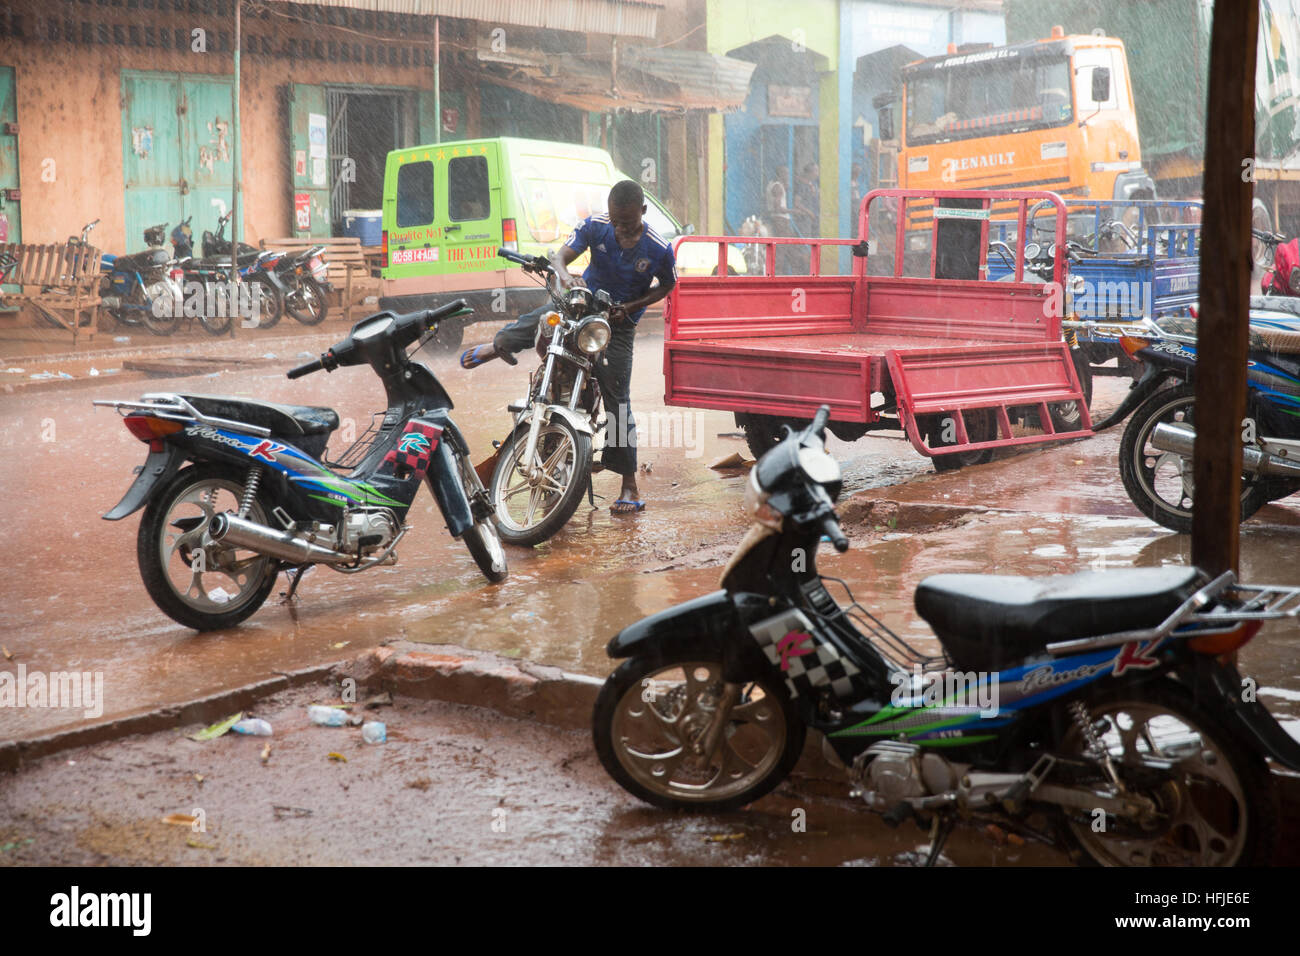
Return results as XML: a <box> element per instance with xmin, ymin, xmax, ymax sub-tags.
<box><xmin>140</xmin><ymin>282</ymin><xmax>179</xmax><ymax>336</ymax></box>
<box><xmin>1059</xmin><ymin>681</ymin><xmax>1275</xmax><ymax>867</ymax></box>
<box><xmin>198</xmin><ymin>281</ymin><xmax>234</xmax><ymax>336</ymax></box>
<box><xmin>489</xmin><ymin>416</ymin><xmax>592</xmax><ymax>547</ymax></box>
<box><xmin>246</xmin><ymin>275</ymin><xmax>283</xmax><ymax>330</ymax></box>
<box><xmin>450</xmin><ymin>447</ymin><xmax>508</xmax><ymax>583</ymax></box>
<box><xmin>921</xmin><ymin>408</ymin><xmax>996</xmax><ymax>471</ymax></box>
<box><xmin>592</xmin><ymin>653</ymin><xmax>805</xmax><ymax>811</ymax></box>
<box><xmin>286</xmin><ymin>278</ymin><xmax>329</xmax><ymax>326</ymax></box>
<box><xmin>1048</xmin><ymin>352</ymin><xmax>1094</xmax><ymax>432</ymax></box>
<box><xmin>137</xmin><ymin>464</ymin><xmax>278</xmax><ymax>630</ymax></box>
<box><xmin>1252</xmin><ymin>199</ymin><xmax>1274</xmax><ymax>271</ymax></box>
<box><xmin>1118</xmin><ymin>383</ymin><xmax>1265</xmax><ymax>533</ymax></box>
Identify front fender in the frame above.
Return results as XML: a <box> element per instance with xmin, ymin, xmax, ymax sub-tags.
<box><xmin>607</xmin><ymin>591</ymin><xmax>774</xmax><ymax>682</ymax></box>
<box><xmin>512</xmin><ymin>403</ymin><xmax>594</xmax><ymax>439</ymax></box>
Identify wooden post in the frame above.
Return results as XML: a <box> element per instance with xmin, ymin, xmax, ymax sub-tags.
<box><xmin>1192</xmin><ymin>0</ymin><xmax>1259</xmax><ymax>577</ymax></box>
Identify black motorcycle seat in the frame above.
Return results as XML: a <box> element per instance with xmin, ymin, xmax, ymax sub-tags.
<box><xmin>178</xmin><ymin>393</ymin><xmax>339</xmax><ymax>438</ymax></box>
<box><xmin>915</xmin><ymin>567</ymin><xmax>1202</xmax><ymax>672</ymax></box>
<box><xmin>111</xmin><ymin>249</ymin><xmax>170</xmax><ymax>271</ymax></box>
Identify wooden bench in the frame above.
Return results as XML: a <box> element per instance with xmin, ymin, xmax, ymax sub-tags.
<box><xmin>0</xmin><ymin>242</ymin><xmax>102</xmax><ymax>346</ymax></box>
<box><xmin>259</xmin><ymin>236</ymin><xmax>373</xmax><ymax>323</ymax></box>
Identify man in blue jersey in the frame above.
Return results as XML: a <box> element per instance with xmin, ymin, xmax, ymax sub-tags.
<box><xmin>463</xmin><ymin>180</ymin><xmax>676</xmax><ymax>513</ymax></box>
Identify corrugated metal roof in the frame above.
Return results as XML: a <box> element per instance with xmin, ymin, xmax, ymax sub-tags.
<box><xmin>476</xmin><ymin>42</ymin><xmax>756</xmax><ymax>113</ymax></box>
<box><xmin>274</xmin><ymin>0</ymin><xmax>661</xmax><ymax>38</ymax></box>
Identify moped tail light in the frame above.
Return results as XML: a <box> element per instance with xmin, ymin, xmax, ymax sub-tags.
<box><xmin>123</xmin><ymin>414</ymin><xmax>183</xmax><ymax>442</ymax></box>
<box><xmin>1189</xmin><ymin>620</ymin><xmax>1262</xmax><ymax>655</ymax></box>
<box><xmin>1119</xmin><ymin>335</ymin><xmax>1150</xmax><ymax>358</ymax></box>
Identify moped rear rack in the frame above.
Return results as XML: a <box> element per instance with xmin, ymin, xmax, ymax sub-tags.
<box><xmin>92</xmin><ymin>392</ymin><xmax>272</xmax><ymax>437</ymax></box>
<box><xmin>813</xmin><ymin>575</ymin><xmax>950</xmax><ymax>672</ymax></box>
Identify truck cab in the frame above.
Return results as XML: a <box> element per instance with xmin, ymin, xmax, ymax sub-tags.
<box><xmin>886</xmin><ymin>27</ymin><xmax>1155</xmax><ymax>254</ymax></box>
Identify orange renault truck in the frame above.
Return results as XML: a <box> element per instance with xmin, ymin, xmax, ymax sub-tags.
<box><xmin>882</xmin><ymin>26</ymin><xmax>1156</xmax><ymax>256</ymax></box>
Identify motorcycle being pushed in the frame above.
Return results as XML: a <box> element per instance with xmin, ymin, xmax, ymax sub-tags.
<box><xmin>592</xmin><ymin>406</ymin><xmax>1300</xmax><ymax>866</ymax></box>
<box><xmin>1075</xmin><ymin>300</ymin><xmax>1300</xmax><ymax>532</ymax></box>
<box><xmin>465</xmin><ymin>248</ymin><xmax>615</xmax><ymax>546</ymax></box>
<box><xmin>94</xmin><ymin>300</ymin><xmax>507</xmax><ymax>631</ymax></box>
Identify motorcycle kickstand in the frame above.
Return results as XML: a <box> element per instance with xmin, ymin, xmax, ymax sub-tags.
<box><xmin>280</xmin><ymin>565</ymin><xmax>312</xmax><ymax>604</ymax></box>
<box><xmin>923</xmin><ymin>814</ymin><xmax>955</xmax><ymax>867</ymax></box>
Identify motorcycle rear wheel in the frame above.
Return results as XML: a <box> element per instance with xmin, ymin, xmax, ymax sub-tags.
<box><xmin>592</xmin><ymin>652</ymin><xmax>805</xmax><ymax>812</ymax></box>
<box><xmin>489</xmin><ymin>416</ymin><xmax>592</xmax><ymax>547</ymax></box>
<box><xmin>1058</xmin><ymin>680</ymin><xmax>1276</xmax><ymax>867</ymax></box>
<box><xmin>137</xmin><ymin>464</ymin><xmax>279</xmax><ymax>631</ymax></box>
<box><xmin>246</xmin><ymin>275</ymin><xmax>283</xmax><ymax>330</ymax></box>
<box><xmin>1118</xmin><ymin>383</ymin><xmax>1265</xmax><ymax>533</ymax></box>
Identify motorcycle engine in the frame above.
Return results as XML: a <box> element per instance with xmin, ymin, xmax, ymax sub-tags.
<box><xmin>338</xmin><ymin>508</ymin><xmax>399</xmax><ymax>555</ymax></box>
<box><xmin>853</xmin><ymin>742</ymin><xmax>965</xmax><ymax>804</ymax></box>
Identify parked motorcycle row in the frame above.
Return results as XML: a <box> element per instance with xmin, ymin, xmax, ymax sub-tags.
<box><xmin>93</xmin><ymin>233</ymin><xmax>1300</xmax><ymax>869</ymax></box>
<box><xmin>70</xmin><ymin>214</ymin><xmax>333</xmax><ymax>336</ymax></box>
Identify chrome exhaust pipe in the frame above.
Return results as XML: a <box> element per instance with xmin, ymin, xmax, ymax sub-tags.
<box><xmin>208</xmin><ymin>512</ymin><xmax>348</xmax><ymax>564</ymax></box>
<box><xmin>1151</xmin><ymin>423</ymin><xmax>1300</xmax><ymax>477</ymax></box>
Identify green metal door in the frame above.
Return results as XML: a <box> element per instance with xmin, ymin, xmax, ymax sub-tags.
<box><xmin>289</xmin><ymin>83</ymin><xmax>330</xmax><ymax>238</ymax></box>
<box><xmin>0</xmin><ymin>65</ymin><xmax>18</xmax><ymax>300</ymax></box>
<box><xmin>122</xmin><ymin>71</ymin><xmax>233</xmax><ymax>253</ymax></box>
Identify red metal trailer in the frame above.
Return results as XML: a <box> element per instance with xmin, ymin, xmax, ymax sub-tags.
<box><xmin>664</xmin><ymin>188</ymin><xmax>1093</xmax><ymax>468</ymax></box>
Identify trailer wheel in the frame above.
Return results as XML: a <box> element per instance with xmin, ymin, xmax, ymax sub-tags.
<box><xmin>921</xmin><ymin>409</ymin><xmax>995</xmax><ymax>471</ymax></box>
<box><xmin>735</xmin><ymin>413</ymin><xmax>810</xmax><ymax>460</ymax></box>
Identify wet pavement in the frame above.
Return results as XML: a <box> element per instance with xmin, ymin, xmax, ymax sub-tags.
<box><xmin>0</xmin><ymin>683</ymin><xmax>1068</xmax><ymax>866</ymax></box>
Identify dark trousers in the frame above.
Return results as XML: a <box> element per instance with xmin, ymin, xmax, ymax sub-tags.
<box><xmin>494</xmin><ymin>306</ymin><xmax>638</xmax><ymax>477</ymax></box>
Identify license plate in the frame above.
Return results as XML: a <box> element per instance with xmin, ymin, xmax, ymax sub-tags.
<box><xmin>309</xmin><ymin>256</ymin><xmax>326</xmax><ymax>280</ymax></box>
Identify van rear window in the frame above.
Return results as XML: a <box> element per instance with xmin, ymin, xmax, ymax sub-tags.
<box><xmin>396</xmin><ymin>160</ymin><xmax>434</xmax><ymax>228</ymax></box>
<box><xmin>449</xmin><ymin>156</ymin><xmax>490</xmax><ymax>221</ymax></box>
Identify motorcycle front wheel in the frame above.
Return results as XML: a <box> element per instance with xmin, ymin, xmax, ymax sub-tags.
<box><xmin>489</xmin><ymin>416</ymin><xmax>592</xmax><ymax>547</ymax></box>
<box><xmin>139</xmin><ymin>281</ymin><xmax>180</xmax><ymax>336</ymax></box>
<box><xmin>1058</xmin><ymin>680</ymin><xmax>1276</xmax><ymax>867</ymax></box>
<box><xmin>592</xmin><ymin>653</ymin><xmax>805</xmax><ymax>811</ymax></box>
<box><xmin>137</xmin><ymin>464</ymin><xmax>279</xmax><ymax>631</ymax></box>
<box><xmin>450</xmin><ymin>446</ymin><xmax>508</xmax><ymax>583</ymax></box>
<box><xmin>1118</xmin><ymin>383</ymin><xmax>1265</xmax><ymax>533</ymax></box>
<box><xmin>246</xmin><ymin>275</ymin><xmax>283</xmax><ymax>330</ymax></box>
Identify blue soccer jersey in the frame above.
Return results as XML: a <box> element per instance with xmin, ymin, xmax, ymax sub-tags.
<box><xmin>562</xmin><ymin>215</ymin><xmax>677</xmax><ymax>324</ymax></box>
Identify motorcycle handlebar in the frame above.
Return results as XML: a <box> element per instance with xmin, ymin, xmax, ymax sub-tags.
<box><xmin>286</xmin><ymin>357</ymin><xmax>325</xmax><ymax>380</ymax></box>
<box><xmin>821</xmin><ymin>515</ymin><xmax>850</xmax><ymax>553</ymax></box>
<box><xmin>497</xmin><ymin>248</ymin><xmax>549</xmax><ymax>272</ymax></box>
<box><xmin>810</xmin><ymin>405</ymin><xmax>831</xmax><ymax>437</ymax></box>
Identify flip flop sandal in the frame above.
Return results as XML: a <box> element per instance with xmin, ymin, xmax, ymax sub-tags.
<box><xmin>611</xmin><ymin>499</ymin><xmax>646</xmax><ymax>514</ymax></box>
<box><xmin>460</xmin><ymin>344</ymin><xmax>495</xmax><ymax>369</ymax></box>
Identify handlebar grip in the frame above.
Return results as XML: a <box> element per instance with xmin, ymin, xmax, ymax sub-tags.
<box><xmin>821</xmin><ymin>515</ymin><xmax>850</xmax><ymax>553</ymax></box>
<box><xmin>287</xmin><ymin>358</ymin><xmax>325</xmax><ymax>380</ymax></box>
<box><xmin>425</xmin><ymin>299</ymin><xmax>469</xmax><ymax>325</ymax></box>
<box><xmin>497</xmin><ymin>248</ymin><xmax>530</xmax><ymax>265</ymax></box>
<box><xmin>810</xmin><ymin>404</ymin><xmax>831</xmax><ymax>437</ymax></box>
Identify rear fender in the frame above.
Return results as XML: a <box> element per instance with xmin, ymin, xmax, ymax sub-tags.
<box><xmin>1091</xmin><ymin>363</ymin><xmax>1183</xmax><ymax>431</ymax></box>
<box><xmin>103</xmin><ymin>445</ymin><xmax>187</xmax><ymax>520</ymax></box>
<box><xmin>1181</xmin><ymin>655</ymin><xmax>1300</xmax><ymax>772</ymax></box>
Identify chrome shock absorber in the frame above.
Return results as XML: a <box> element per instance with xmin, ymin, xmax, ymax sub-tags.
<box><xmin>1070</xmin><ymin>699</ymin><xmax>1123</xmax><ymax>791</ymax></box>
<box><xmin>238</xmin><ymin>466</ymin><xmax>263</xmax><ymax>519</ymax></box>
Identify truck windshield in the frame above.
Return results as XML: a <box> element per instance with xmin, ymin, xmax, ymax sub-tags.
<box><xmin>906</xmin><ymin>56</ymin><xmax>1073</xmax><ymax>146</ymax></box>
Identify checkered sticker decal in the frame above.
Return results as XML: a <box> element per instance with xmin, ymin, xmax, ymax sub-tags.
<box><xmin>382</xmin><ymin>421</ymin><xmax>442</xmax><ymax>481</ymax></box>
<box><xmin>748</xmin><ymin>609</ymin><xmax>862</xmax><ymax>700</ymax></box>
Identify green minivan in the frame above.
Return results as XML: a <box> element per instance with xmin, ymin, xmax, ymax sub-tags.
<box><xmin>378</xmin><ymin>136</ymin><xmax>743</xmax><ymax>349</ymax></box>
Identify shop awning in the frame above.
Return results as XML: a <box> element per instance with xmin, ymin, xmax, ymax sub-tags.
<box><xmin>274</xmin><ymin>0</ymin><xmax>662</xmax><ymax>39</ymax></box>
<box><xmin>475</xmin><ymin>42</ymin><xmax>757</xmax><ymax>113</ymax></box>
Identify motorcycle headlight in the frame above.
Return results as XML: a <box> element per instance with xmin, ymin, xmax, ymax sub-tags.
<box><xmin>744</xmin><ymin>469</ymin><xmax>783</xmax><ymax>530</ymax></box>
<box><xmin>575</xmin><ymin>315</ymin><xmax>611</xmax><ymax>355</ymax></box>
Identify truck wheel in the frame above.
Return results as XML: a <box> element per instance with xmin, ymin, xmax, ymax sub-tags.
<box><xmin>1048</xmin><ymin>352</ymin><xmax>1094</xmax><ymax>432</ymax></box>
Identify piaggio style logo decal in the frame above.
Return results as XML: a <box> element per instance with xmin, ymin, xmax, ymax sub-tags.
<box><xmin>397</xmin><ymin>432</ymin><xmax>431</xmax><ymax>455</ymax></box>
<box><xmin>777</xmin><ymin>631</ymin><xmax>815</xmax><ymax>671</ymax></box>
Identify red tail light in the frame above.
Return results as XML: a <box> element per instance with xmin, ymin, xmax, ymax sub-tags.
<box><xmin>1189</xmin><ymin>305</ymin><xmax>1198</xmax><ymax>319</ymax></box>
<box><xmin>503</xmin><ymin>219</ymin><xmax>518</xmax><ymax>251</ymax></box>
<box><xmin>1190</xmin><ymin>620</ymin><xmax>1263</xmax><ymax>655</ymax></box>
<box><xmin>169</xmin><ymin>268</ymin><xmax>184</xmax><ymax>284</ymax></box>
<box><xmin>381</xmin><ymin>229</ymin><xmax>388</xmax><ymax>269</ymax></box>
<box><xmin>124</xmin><ymin>414</ymin><xmax>183</xmax><ymax>442</ymax></box>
